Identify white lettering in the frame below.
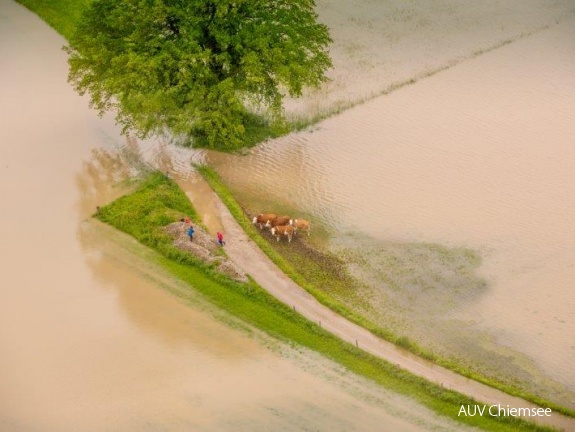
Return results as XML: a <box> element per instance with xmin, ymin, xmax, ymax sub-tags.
<box><xmin>487</xmin><ymin>405</ymin><xmax>552</xmax><ymax>417</ymax></box>
<box><xmin>458</xmin><ymin>405</ymin><xmax>488</xmax><ymax>416</ymax></box>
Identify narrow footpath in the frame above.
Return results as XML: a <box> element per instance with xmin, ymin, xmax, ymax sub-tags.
<box><xmin>178</xmin><ymin>174</ymin><xmax>574</xmax><ymax>432</ymax></box>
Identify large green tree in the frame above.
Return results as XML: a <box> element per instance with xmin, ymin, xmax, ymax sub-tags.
<box><xmin>65</xmin><ymin>0</ymin><xmax>332</xmax><ymax>149</ymax></box>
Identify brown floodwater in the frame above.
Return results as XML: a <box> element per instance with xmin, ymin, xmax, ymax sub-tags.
<box><xmin>206</xmin><ymin>17</ymin><xmax>575</xmax><ymax>404</ymax></box>
<box><xmin>0</xmin><ymin>1</ymin><xmax>474</xmax><ymax>431</ymax></box>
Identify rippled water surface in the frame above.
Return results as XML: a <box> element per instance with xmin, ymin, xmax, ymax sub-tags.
<box><xmin>0</xmin><ymin>2</ymin><xmax>474</xmax><ymax>430</ymax></box>
<box><xmin>207</xmin><ymin>18</ymin><xmax>575</xmax><ymax>404</ymax></box>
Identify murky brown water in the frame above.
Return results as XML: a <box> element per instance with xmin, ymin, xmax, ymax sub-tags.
<box><xmin>0</xmin><ymin>1</ymin><xmax>477</xmax><ymax>431</ymax></box>
<box><xmin>206</xmin><ymin>17</ymin><xmax>575</xmax><ymax>405</ymax></box>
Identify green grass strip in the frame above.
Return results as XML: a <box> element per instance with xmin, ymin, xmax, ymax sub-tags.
<box><xmin>196</xmin><ymin>164</ymin><xmax>575</xmax><ymax>419</ymax></box>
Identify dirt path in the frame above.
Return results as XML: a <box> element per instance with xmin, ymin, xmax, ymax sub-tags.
<box><xmin>177</xmin><ymin>174</ymin><xmax>574</xmax><ymax>431</ymax></box>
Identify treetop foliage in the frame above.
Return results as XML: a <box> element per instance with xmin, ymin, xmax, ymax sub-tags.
<box><xmin>65</xmin><ymin>0</ymin><xmax>332</xmax><ymax>149</ymax></box>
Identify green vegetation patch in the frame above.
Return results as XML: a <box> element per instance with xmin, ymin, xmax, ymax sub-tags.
<box><xmin>96</xmin><ymin>172</ymin><xmax>223</xmax><ymax>281</ymax></box>
<box><xmin>97</xmin><ymin>172</ymin><xmax>198</xmax><ymax>244</ymax></box>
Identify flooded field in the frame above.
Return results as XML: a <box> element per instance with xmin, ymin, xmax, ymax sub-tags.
<box><xmin>206</xmin><ymin>16</ymin><xmax>575</xmax><ymax>407</ymax></box>
<box><xmin>0</xmin><ymin>1</ymin><xmax>474</xmax><ymax>431</ymax></box>
<box><xmin>285</xmin><ymin>0</ymin><xmax>575</xmax><ymax>119</ymax></box>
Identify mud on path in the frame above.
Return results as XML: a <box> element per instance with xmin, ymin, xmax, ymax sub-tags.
<box><xmin>175</xmin><ymin>174</ymin><xmax>574</xmax><ymax>431</ymax></box>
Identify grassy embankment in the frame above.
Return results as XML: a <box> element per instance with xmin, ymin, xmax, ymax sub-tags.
<box><xmin>197</xmin><ymin>164</ymin><xmax>575</xmax><ymax>419</ymax></box>
<box><xmin>96</xmin><ymin>171</ymin><xmax>556</xmax><ymax>432</ymax></box>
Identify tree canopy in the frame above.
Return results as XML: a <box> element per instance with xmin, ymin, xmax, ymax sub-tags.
<box><xmin>65</xmin><ymin>0</ymin><xmax>332</xmax><ymax>149</ymax></box>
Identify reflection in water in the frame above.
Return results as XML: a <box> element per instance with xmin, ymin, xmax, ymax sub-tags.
<box><xmin>206</xmin><ymin>18</ymin><xmax>575</xmax><ymax>406</ymax></box>
<box><xmin>75</xmin><ymin>148</ymin><xmax>134</xmax><ymax>218</ymax></box>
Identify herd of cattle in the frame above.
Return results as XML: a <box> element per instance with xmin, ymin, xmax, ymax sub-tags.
<box><xmin>252</xmin><ymin>213</ymin><xmax>311</xmax><ymax>242</ymax></box>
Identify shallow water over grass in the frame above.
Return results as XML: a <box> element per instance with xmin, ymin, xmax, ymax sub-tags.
<box><xmin>206</xmin><ymin>18</ymin><xmax>575</xmax><ymax>407</ymax></box>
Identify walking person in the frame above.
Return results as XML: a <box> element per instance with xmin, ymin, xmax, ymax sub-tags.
<box><xmin>187</xmin><ymin>225</ymin><xmax>195</xmax><ymax>242</ymax></box>
<box><xmin>217</xmin><ymin>231</ymin><xmax>225</xmax><ymax>247</ymax></box>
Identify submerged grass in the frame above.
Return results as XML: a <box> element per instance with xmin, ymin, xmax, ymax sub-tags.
<box><xmin>197</xmin><ymin>164</ymin><xmax>575</xmax><ymax>419</ymax></box>
<box><xmin>97</xmin><ymin>171</ymin><xmax>554</xmax><ymax>431</ymax></box>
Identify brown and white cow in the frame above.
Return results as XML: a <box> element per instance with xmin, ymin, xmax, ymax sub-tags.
<box><xmin>252</xmin><ymin>213</ymin><xmax>277</xmax><ymax>229</ymax></box>
<box><xmin>271</xmin><ymin>225</ymin><xmax>295</xmax><ymax>242</ymax></box>
<box><xmin>289</xmin><ymin>219</ymin><xmax>311</xmax><ymax>236</ymax></box>
<box><xmin>266</xmin><ymin>215</ymin><xmax>291</xmax><ymax>229</ymax></box>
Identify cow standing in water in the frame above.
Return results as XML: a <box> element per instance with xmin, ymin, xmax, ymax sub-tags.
<box><xmin>290</xmin><ymin>219</ymin><xmax>311</xmax><ymax>236</ymax></box>
<box><xmin>252</xmin><ymin>213</ymin><xmax>277</xmax><ymax>229</ymax></box>
<box><xmin>271</xmin><ymin>225</ymin><xmax>295</xmax><ymax>242</ymax></box>
<box><xmin>266</xmin><ymin>215</ymin><xmax>291</xmax><ymax>229</ymax></box>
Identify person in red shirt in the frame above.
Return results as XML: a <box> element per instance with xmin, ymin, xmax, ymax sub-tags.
<box><xmin>217</xmin><ymin>231</ymin><xmax>225</xmax><ymax>246</ymax></box>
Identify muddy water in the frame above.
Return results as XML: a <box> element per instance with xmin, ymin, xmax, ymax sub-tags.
<box><xmin>207</xmin><ymin>18</ymin><xmax>575</xmax><ymax>404</ymax></box>
<box><xmin>0</xmin><ymin>2</ymin><xmax>472</xmax><ymax>431</ymax></box>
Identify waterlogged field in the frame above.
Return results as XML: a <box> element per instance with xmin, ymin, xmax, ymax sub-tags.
<box><xmin>205</xmin><ymin>15</ymin><xmax>575</xmax><ymax>410</ymax></box>
<box><xmin>284</xmin><ymin>0</ymin><xmax>575</xmax><ymax>121</ymax></box>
